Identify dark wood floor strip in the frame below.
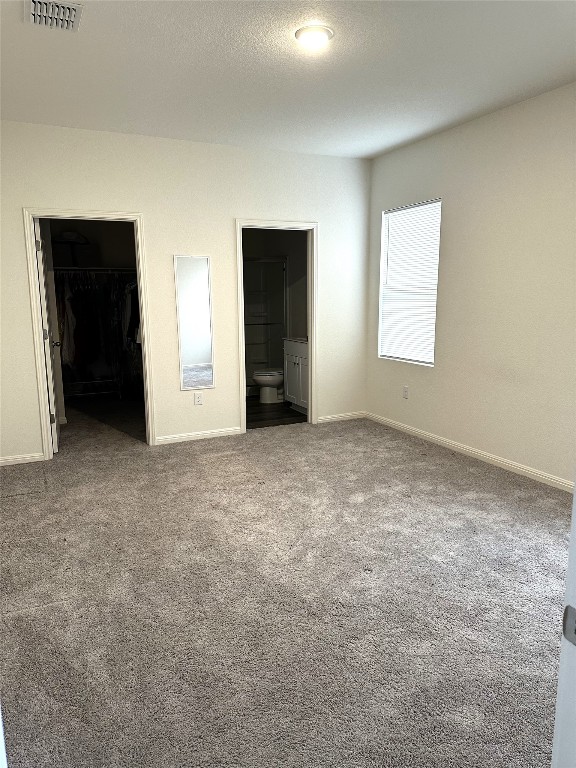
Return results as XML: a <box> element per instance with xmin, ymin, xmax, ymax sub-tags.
<box><xmin>246</xmin><ymin>397</ymin><xmax>307</xmax><ymax>430</ymax></box>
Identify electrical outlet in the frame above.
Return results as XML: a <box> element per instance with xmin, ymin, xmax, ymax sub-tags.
<box><xmin>403</xmin><ymin>385</ymin><xmax>409</xmax><ymax>400</ymax></box>
<box><xmin>194</xmin><ymin>392</ymin><xmax>203</xmax><ymax>405</ymax></box>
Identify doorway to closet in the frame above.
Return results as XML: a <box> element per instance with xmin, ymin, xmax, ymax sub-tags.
<box><xmin>26</xmin><ymin>212</ymin><xmax>153</xmax><ymax>456</ymax></box>
<box><xmin>237</xmin><ymin>221</ymin><xmax>317</xmax><ymax>431</ymax></box>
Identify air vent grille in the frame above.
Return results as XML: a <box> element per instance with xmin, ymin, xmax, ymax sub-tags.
<box><xmin>29</xmin><ymin>1</ymin><xmax>83</xmax><ymax>31</ymax></box>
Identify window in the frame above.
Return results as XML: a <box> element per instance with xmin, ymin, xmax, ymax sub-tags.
<box><xmin>378</xmin><ymin>199</ymin><xmax>442</xmax><ymax>366</ymax></box>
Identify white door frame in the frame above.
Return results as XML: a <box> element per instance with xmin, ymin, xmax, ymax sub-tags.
<box><xmin>23</xmin><ymin>208</ymin><xmax>156</xmax><ymax>457</ymax></box>
<box><xmin>235</xmin><ymin>219</ymin><xmax>318</xmax><ymax>432</ymax></box>
<box><xmin>552</xmin><ymin>487</ymin><xmax>576</xmax><ymax>766</ymax></box>
<box><xmin>34</xmin><ymin>219</ymin><xmax>60</xmax><ymax>453</ymax></box>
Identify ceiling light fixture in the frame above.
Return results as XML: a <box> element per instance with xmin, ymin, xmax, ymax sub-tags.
<box><xmin>295</xmin><ymin>24</ymin><xmax>334</xmax><ymax>52</ymax></box>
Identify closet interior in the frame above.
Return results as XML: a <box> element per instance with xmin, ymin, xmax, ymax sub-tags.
<box><xmin>40</xmin><ymin>218</ymin><xmax>146</xmax><ymax>442</ymax></box>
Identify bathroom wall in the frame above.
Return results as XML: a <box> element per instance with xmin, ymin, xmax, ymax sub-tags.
<box><xmin>243</xmin><ymin>259</ymin><xmax>285</xmax><ymax>383</ymax></box>
<box><xmin>0</xmin><ymin>120</ymin><xmax>369</xmax><ymax>459</ymax></box>
<box><xmin>241</xmin><ymin>228</ymin><xmax>308</xmax><ymax>340</ymax></box>
<box><xmin>286</xmin><ymin>249</ymin><xmax>307</xmax><ymax>340</ymax></box>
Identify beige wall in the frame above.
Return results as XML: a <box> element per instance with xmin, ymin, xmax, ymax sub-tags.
<box><xmin>366</xmin><ymin>83</ymin><xmax>576</xmax><ymax>484</ymax></box>
<box><xmin>0</xmin><ymin>122</ymin><xmax>369</xmax><ymax>458</ymax></box>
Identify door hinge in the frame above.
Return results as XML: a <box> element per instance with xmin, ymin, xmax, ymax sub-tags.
<box><xmin>43</xmin><ymin>328</ymin><xmax>49</xmax><ymax>341</ymax></box>
<box><xmin>36</xmin><ymin>239</ymin><xmax>42</xmax><ymax>251</ymax></box>
<box><xmin>50</xmin><ymin>413</ymin><xmax>56</xmax><ymax>424</ymax></box>
<box><xmin>563</xmin><ymin>605</ymin><xmax>576</xmax><ymax>647</ymax></box>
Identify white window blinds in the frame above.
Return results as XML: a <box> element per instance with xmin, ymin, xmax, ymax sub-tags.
<box><xmin>378</xmin><ymin>199</ymin><xmax>442</xmax><ymax>366</ymax></box>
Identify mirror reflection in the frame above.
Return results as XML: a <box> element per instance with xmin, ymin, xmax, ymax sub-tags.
<box><xmin>174</xmin><ymin>255</ymin><xmax>214</xmax><ymax>389</ymax></box>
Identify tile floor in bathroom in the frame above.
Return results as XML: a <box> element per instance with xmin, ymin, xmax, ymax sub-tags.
<box><xmin>245</xmin><ymin>396</ymin><xmax>307</xmax><ymax>430</ymax></box>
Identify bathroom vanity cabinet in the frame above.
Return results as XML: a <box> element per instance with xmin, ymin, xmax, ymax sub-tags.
<box><xmin>284</xmin><ymin>339</ymin><xmax>308</xmax><ymax>411</ymax></box>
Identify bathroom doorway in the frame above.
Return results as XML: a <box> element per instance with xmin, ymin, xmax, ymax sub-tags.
<box><xmin>236</xmin><ymin>221</ymin><xmax>317</xmax><ymax>431</ymax></box>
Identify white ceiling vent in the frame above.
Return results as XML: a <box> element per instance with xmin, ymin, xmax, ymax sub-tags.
<box><xmin>28</xmin><ymin>1</ymin><xmax>83</xmax><ymax>31</ymax></box>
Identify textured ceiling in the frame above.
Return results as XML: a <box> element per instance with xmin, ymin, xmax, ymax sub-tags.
<box><xmin>1</xmin><ymin>1</ymin><xmax>575</xmax><ymax>158</ymax></box>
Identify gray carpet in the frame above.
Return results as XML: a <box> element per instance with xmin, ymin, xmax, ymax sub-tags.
<box><xmin>0</xmin><ymin>410</ymin><xmax>571</xmax><ymax>768</ymax></box>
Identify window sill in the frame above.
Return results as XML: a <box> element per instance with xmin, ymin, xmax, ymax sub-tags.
<box><xmin>378</xmin><ymin>355</ymin><xmax>434</xmax><ymax>368</ymax></box>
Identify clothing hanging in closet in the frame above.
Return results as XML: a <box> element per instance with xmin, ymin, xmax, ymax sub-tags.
<box><xmin>54</xmin><ymin>270</ymin><xmax>142</xmax><ymax>397</ymax></box>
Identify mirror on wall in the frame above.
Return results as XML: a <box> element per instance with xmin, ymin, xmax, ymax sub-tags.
<box><xmin>174</xmin><ymin>255</ymin><xmax>214</xmax><ymax>389</ymax></box>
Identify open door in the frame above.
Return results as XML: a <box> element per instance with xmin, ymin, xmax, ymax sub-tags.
<box><xmin>34</xmin><ymin>218</ymin><xmax>60</xmax><ymax>453</ymax></box>
<box><xmin>552</xmin><ymin>487</ymin><xmax>576</xmax><ymax>766</ymax></box>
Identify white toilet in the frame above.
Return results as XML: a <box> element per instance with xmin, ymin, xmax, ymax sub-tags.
<box><xmin>252</xmin><ymin>369</ymin><xmax>284</xmax><ymax>403</ymax></box>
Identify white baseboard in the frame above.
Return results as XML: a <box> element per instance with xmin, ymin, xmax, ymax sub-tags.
<box><xmin>364</xmin><ymin>413</ymin><xmax>574</xmax><ymax>493</ymax></box>
<box><xmin>0</xmin><ymin>452</ymin><xmax>45</xmax><ymax>467</ymax></box>
<box><xmin>317</xmin><ymin>411</ymin><xmax>367</xmax><ymax>424</ymax></box>
<box><xmin>154</xmin><ymin>426</ymin><xmax>243</xmax><ymax>446</ymax></box>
